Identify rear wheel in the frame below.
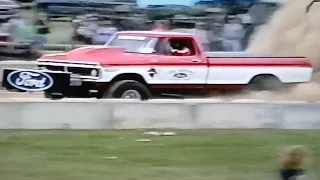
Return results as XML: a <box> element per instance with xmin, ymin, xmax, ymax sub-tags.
<box><xmin>247</xmin><ymin>75</ymin><xmax>282</xmax><ymax>91</ymax></box>
<box><xmin>104</xmin><ymin>80</ymin><xmax>151</xmax><ymax>100</ymax></box>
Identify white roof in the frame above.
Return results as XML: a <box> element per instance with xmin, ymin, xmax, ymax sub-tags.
<box><xmin>205</xmin><ymin>51</ymin><xmax>300</xmax><ymax>58</ymax></box>
<box><xmin>117</xmin><ymin>31</ymin><xmax>194</xmax><ymax>36</ymax></box>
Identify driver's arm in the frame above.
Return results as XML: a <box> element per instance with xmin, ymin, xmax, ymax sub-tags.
<box><xmin>176</xmin><ymin>47</ymin><xmax>190</xmax><ymax>54</ymax></box>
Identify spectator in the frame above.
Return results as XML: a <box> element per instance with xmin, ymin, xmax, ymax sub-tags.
<box><xmin>208</xmin><ymin>22</ymin><xmax>223</xmax><ymax>51</ymax></box>
<box><xmin>238</xmin><ymin>13</ymin><xmax>254</xmax><ymax>50</ymax></box>
<box><xmin>92</xmin><ymin>21</ymin><xmax>118</xmax><ymax>45</ymax></box>
<box><xmin>222</xmin><ymin>15</ymin><xmax>244</xmax><ymax>51</ymax></box>
<box><xmin>155</xmin><ymin>38</ymin><xmax>172</xmax><ymax>55</ymax></box>
<box><xmin>9</xmin><ymin>17</ymin><xmax>34</xmax><ymax>43</ymax></box>
<box><xmin>279</xmin><ymin>145</ymin><xmax>311</xmax><ymax>180</ymax></box>
<box><xmin>152</xmin><ymin>20</ymin><xmax>169</xmax><ymax>31</ymax></box>
<box><xmin>190</xmin><ymin>22</ymin><xmax>210</xmax><ymax>51</ymax></box>
<box><xmin>35</xmin><ymin>13</ymin><xmax>50</xmax><ymax>35</ymax></box>
<box><xmin>75</xmin><ymin>14</ymin><xmax>98</xmax><ymax>44</ymax></box>
<box><xmin>247</xmin><ymin>3</ymin><xmax>269</xmax><ymax>26</ymax></box>
<box><xmin>71</xmin><ymin>15</ymin><xmax>86</xmax><ymax>42</ymax></box>
<box><xmin>7</xmin><ymin>14</ymin><xmax>25</xmax><ymax>40</ymax></box>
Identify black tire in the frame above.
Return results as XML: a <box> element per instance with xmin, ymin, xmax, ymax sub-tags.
<box><xmin>104</xmin><ymin>80</ymin><xmax>151</xmax><ymax>100</ymax></box>
<box><xmin>247</xmin><ymin>75</ymin><xmax>282</xmax><ymax>91</ymax></box>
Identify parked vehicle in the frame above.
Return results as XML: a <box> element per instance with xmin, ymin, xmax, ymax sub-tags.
<box><xmin>36</xmin><ymin>0</ymin><xmax>135</xmax><ymax>19</ymax></box>
<box><xmin>72</xmin><ymin>15</ymin><xmax>118</xmax><ymax>45</ymax></box>
<box><xmin>0</xmin><ymin>0</ymin><xmax>20</xmax><ymax>20</ymax></box>
<box><xmin>0</xmin><ymin>20</ymin><xmax>43</xmax><ymax>58</ymax></box>
<box><xmin>2</xmin><ymin>31</ymin><xmax>313</xmax><ymax>100</ymax></box>
<box><xmin>15</xmin><ymin>0</ymin><xmax>34</xmax><ymax>3</ymax></box>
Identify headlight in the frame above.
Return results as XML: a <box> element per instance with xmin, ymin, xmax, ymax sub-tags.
<box><xmin>91</xmin><ymin>69</ymin><xmax>98</xmax><ymax>77</ymax></box>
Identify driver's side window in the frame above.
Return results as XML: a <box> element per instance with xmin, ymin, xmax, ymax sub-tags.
<box><xmin>154</xmin><ymin>38</ymin><xmax>172</xmax><ymax>55</ymax></box>
<box><xmin>154</xmin><ymin>37</ymin><xmax>196</xmax><ymax>56</ymax></box>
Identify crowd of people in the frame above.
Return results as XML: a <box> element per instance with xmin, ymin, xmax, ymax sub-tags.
<box><xmin>69</xmin><ymin>12</ymin><xmax>261</xmax><ymax>52</ymax></box>
<box><xmin>0</xmin><ymin>1</ymin><xmax>277</xmax><ymax>53</ymax></box>
<box><xmin>150</xmin><ymin>13</ymin><xmax>256</xmax><ymax>52</ymax></box>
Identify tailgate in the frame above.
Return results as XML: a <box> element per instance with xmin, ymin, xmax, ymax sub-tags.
<box><xmin>2</xmin><ymin>68</ymin><xmax>71</xmax><ymax>93</ymax></box>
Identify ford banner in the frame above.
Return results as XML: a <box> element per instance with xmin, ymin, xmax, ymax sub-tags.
<box><xmin>2</xmin><ymin>68</ymin><xmax>71</xmax><ymax>93</ymax></box>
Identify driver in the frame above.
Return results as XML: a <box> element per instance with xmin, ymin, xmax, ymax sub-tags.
<box><xmin>171</xmin><ymin>41</ymin><xmax>191</xmax><ymax>56</ymax></box>
<box><xmin>155</xmin><ymin>39</ymin><xmax>191</xmax><ymax>56</ymax></box>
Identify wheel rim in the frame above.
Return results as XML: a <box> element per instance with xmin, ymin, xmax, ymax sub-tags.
<box><xmin>121</xmin><ymin>90</ymin><xmax>142</xmax><ymax>99</ymax></box>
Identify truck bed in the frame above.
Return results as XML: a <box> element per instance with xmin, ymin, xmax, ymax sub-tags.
<box><xmin>205</xmin><ymin>52</ymin><xmax>301</xmax><ymax>58</ymax></box>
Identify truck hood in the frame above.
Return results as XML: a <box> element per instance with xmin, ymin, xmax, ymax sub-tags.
<box><xmin>38</xmin><ymin>46</ymin><xmax>150</xmax><ymax>65</ymax></box>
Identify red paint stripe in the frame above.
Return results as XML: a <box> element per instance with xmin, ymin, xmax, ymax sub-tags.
<box><xmin>104</xmin><ymin>63</ymin><xmax>311</xmax><ymax>67</ymax></box>
<box><xmin>103</xmin><ymin>61</ymin><xmax>312</xmax><ymax>67</ymax></box>
<box><xmin>150</xmin><ymin>85</ymin><xmax>245</xmax><ymax>90</ymax></box>
<box><xmin>210</xmin><ymin>63</ymin><xmax>311</xmax><ymax>67</ymax></box>
<box><xmin>103</xmin><ymin>63</ymin><xmax>206</xmax><ymax>67</ymax></box>
<box><xmin>209</xmin><ymin>59</ymin><xmax>312</xmax><ymax>67</ymax></box>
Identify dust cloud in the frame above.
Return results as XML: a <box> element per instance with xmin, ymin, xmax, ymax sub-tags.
<box><xmin>217</xmin><ymin>82</ymin><xmax>320</xmax><ymax>102</ymax></box>
<box><xmin>247</xmin><ymin>0</ymin><xmax>320</xmax><ymax>67</ymax></box>
<box><xmin>234</xmin><ymin>0</ymin><xmax>320</xmax><ymax>101</ymax></box>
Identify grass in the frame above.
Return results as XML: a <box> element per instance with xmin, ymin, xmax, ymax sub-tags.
<box><xmin>0</xmin><ymin>130</ymin><xmax>319</xmax><ymax>180</ymax></box>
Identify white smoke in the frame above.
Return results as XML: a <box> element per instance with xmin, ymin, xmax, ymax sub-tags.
<box><xmin>226</xmin><ymin>0</ymin><xmax>320</xmax><ymax>101</ymax></box>
<box><xmin>247</xmin><ymin>0</ymin><xmax>320</xmax><ymax>69</ymax></box>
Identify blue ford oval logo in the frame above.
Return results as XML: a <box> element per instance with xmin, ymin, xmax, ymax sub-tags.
<box><xmin>173</xmin><ymin>73</ymin><xmax>188</xmax><ymax>79</ymax></box>
<box><xmin>7</xmin><ymin>70</ymin><xmax>54</xmax><ymax>91</ymax></box>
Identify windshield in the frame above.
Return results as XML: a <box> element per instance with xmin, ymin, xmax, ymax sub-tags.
<box><xmin>105</xmin><ymin>34</ymin><xmax>158</xmax><ymax>53</ymax></box>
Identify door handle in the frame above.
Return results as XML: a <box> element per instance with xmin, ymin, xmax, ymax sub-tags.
<box><xmin>191</xmin><ymin>59</ymin><xmax>201</xmax><ymax>63</ymax></box>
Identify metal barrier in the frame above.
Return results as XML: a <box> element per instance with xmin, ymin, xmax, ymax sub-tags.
<box><xmin>0</xmin><ymin>99</ymin><xmax>319</xmax><ymax>129</ymax></box>
<box><xmin>0</xmin><ymin>42</ymin><xmax>88</xmax><ymax>51</ymax></box>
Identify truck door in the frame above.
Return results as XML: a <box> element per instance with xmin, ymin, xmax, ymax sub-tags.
<box><xmin>150</xmin><ymin>37</ymin><xmax>208</xmax><ymax>91</ymax></box>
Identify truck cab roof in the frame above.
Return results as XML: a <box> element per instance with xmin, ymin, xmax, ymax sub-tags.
<box><xmin>117</xmin><ymin>31</ymin><xmax>196</xmax><ymax>38</ymax></box>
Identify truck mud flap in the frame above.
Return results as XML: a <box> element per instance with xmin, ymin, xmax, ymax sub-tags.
<box><xmin>2</xmin><ymin>68</ymin><xmax>71</xmax><ymax>93</ymax></box>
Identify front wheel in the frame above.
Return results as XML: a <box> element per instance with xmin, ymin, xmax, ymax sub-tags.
<box><xmin>104</xmin><ymin>80</ymin><xmax>152</xmax><ymax>100</ymax></box>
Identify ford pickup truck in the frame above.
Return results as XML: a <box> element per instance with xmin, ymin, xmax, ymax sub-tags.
<box><xmin>2</xmin><ymin>31</ymin><xmax>313</xmax><ymax>100</ymax></box>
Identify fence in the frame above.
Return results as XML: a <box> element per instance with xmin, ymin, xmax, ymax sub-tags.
<box><xmin>0</xmin><ymin>99</ymin><xmax>319</xmax><ymax>129</ymax></box>
<box><xmin>0</xmin><ymin>42</ymin><xmax>88</xmax><ymax>51</ymax></box>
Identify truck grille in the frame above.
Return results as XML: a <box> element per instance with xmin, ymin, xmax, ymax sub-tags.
<box><xmin>38</xmin><ymin>64</ymin><xmax>100</xmax><ymax>78</ymax></box>
<box><xmin>67</xmin><ymin>67</ymin><xmax>99</xmax><ymax>77</ymax></box>
<box><xmin>41</xmin><ymin>65</ymin><xmax>64</xmax><ymax>71</ymax></box>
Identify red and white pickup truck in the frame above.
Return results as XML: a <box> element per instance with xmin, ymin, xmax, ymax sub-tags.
<box><xmin>2</xmin><ymin>31</ymin><xmax>313</xmax><ymax>100</ymax></box>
